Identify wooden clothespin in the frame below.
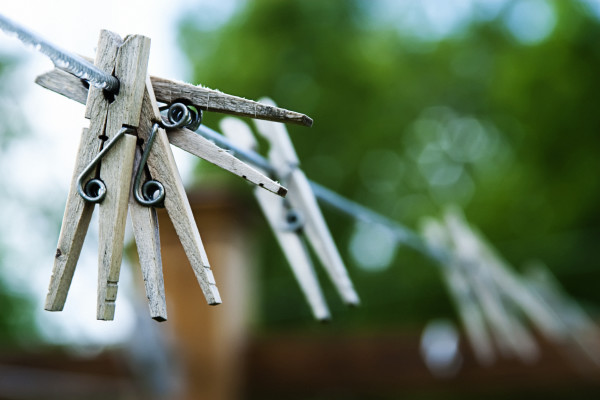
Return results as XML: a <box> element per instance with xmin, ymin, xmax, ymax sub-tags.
<box><xmin>443</xmin><ymin>210</ymin><xmax>543</xmax><ymax>362</ymax></box>
<box><xmin>220</xmin><ymin>117</ymin><xmax>331</xmax><ymax>321</ymax></box>
<box><xmin>253</xmin><ymin>98</ymin><xmax>360</xmax><ymax>308</ymax></box>
<box><xmin>220</xmin><ymin>99</ymin><xmax>360</xmax><ymax>319</ymax></box>
<box><xmin>46</xmin><ymin>31</ymin><xmax>152</xmax><ymax>321</ymax></box>
<box><xmin>39</xmin><ymin>30</ymin><xmax>310</xmax><ymax>321</ymax></box>
<box><xmin>421</xmin><ymin>218</ymin><xmax>496</xmax><ymax>365</ymax></box>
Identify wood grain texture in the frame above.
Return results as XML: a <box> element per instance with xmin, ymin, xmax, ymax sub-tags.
<box><xmin>45</xmin><ymin>128</ymin><xmax>96</xmax><ymax>311</ymax></box>
<box><xmin>35</xmin><ymin>70</ymin><xmax>288</xmax><ymax>198</ymax></box>
<box><xmin>97</xmin><ymin>133</ymin><xmax>137</xmax><ymax>320</ymax></box>
<box><xmin>34</xmin><ymin>68</ymin><xmax>314</xmax><ymax>127</ymax></box>
<box><xmin>167</xmin><ymin>127</ymin><xmax>287</xmax><ymax>197</ymax></box>
<box><xmin>45</xmin><ymin>31</ymin><xmax>123</xmax><ymax>312</ymax></box>
<box><xmin>97</xmin><ymin>34</ymin><xmax>151</xmax><ymax>320</ymax></box>
<box><xmin>129</xmin><ymin>148</ymin><xmax>167</xmax><ymax>321</ymax></box>
<box><xmin>139</xmin><ymin>76</ymin><xmax>221</xmax><ymax>305</ymax></box>
<box><xmin>85</xmin><ymin>30</ymin><xmax>123</xmax><ymax>120</ymax></box>
<box><xmin>35</xmin><ymin>68</ymin><xmax>89</xmax><ymax>106</ymax></box>
<box><xmin>151</xmin><ymin>76</ymin><xmax>313</xmax><ymax>127</ymax></box>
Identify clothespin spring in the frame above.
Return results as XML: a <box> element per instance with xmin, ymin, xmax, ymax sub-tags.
<box><xmin>134</xmin><ymin>123</ymin><xmax>165</xmax><ymax>207</ymax></box>
<box><xmin>160</xmin><ymin>102</ymin><xmax>202</xmax><ymax>131</ymax></box>
<box><xmin>77</xmin><ymin>126</ymin><xmax>136</xmax><ymax>203</ymax></box>
<box><xmin>133</xmin><ymin>103</ymin><xmax>202</xmax><ymax>207</ymax></box>
<box><xmin>281</xmin><ymin>208</ymin><xmax>305</xmax><ymax>232</ymax></box>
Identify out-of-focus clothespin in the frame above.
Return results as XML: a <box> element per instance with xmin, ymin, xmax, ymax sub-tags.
<box><xmin>421</xmin><ymin>218</ymin><xmax>496</xmax><ymax>366</ymax></box>
<box><xmin>444</xmin><ymin>210</ymin><xmax>564</xmax><ymax>344</ymax></box>
<box><xmin>253</xmin><ymin>98</ymin><xmax>359</xmax><ymax>308</ymax></box>
<box><xmin>220</xmin><ymin>117</ymin><xmax>331</xmax><ymax>320</ymax></box>
<box><xmin>219</xmin><ymin>98</ymin><xmax>359</xmax><ymax>319</ymax></box>
<box><xmin>443</xmin><ymin>211</ymin><xmax>540</xmax><ymax>363</ymax></box>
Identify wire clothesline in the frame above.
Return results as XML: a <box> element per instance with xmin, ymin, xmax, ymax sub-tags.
<box><xmin>196</xmin><ymin>124</ymin><xmax>432</xmax><ymax>256</ymax></box>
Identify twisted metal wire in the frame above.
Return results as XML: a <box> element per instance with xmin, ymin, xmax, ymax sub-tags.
<box><xmin>0</xmin><ymin>14</ymin><xmax>119</xmax><ymax>93</ymax></box>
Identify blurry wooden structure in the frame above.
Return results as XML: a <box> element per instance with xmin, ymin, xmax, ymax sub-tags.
<box><xmin>155</xmin><ymin>189</ymin><xmax>256</xmax><ymax>400</ymax></box>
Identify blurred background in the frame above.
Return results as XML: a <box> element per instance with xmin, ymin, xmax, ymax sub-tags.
<box><xmin>1</xmin><ymin>0</ymin><xmax>600</xmax><ymax>399</ymax></box>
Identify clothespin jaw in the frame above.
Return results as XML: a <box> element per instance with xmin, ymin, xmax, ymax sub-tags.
<box><xmin>253</xmin><ymin>98</ymin><xmax>360</xmax><ymax>307</ymax></box>
<box><xmin>220</xmin><ymin>117</ymin><xmax>331</xmax><ymax>321</ymax></box>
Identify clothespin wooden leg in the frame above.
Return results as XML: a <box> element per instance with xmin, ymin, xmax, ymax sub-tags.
<box><xmin>129</xmin><ymin>147</ymin><xmax>167</xmax><ymax>321</ymax></box>
<box><xmin>138</xmin><ymin>77</ymin><xmax>221</xmax><ymax>305</ymax></box>
<box><xmin>253</xmin><ymin>98</ymin><xmax>359</xmax><ymax>306</ymax></box>
<box><xmin>96</xmin><ymin>34</ymin><xmax>151</xmax><ymax>320</ymax></box>
<box><xmin>45</xmin><ymin>31</ymin><xmax>123</xmax><ymax>311</ymax></box>
<box><xmin>167</xmin><ymin>127</ymin><xmax>287</xmax><ymax>196</ymax></box>
<box><xmin>286</xmin><ymin>169</ymin><xmax>361</xmax><ymax>306</ymax></box>
<box><xmin>45</xmin><ymin>128</ymin><xmax>97</xmax><ymax>311</ymax></box>
<box><xmin>255</xmin><ymin>188</ymin><xmax>331</xmax><ymax>320</ymax></box>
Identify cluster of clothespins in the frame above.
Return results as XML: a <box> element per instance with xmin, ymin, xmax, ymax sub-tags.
<box><xmin>421</xmin><ymin>208</ymin><xmax>600</xmax><ymax>366</ymax></box>
<box><xmin>32</xmin><ymin>29</ymin><xmax>357</xmax><ymax>322</ymax></box>
<box><xmin>2</xmin><ymin>15</ymin><xmax>600</xmax><ymax>369</ymax></box>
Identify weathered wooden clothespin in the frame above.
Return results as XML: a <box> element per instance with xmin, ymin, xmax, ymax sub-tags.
<box><xmin>221</xmin><ymin>117</ymin><xmax>331</xmax><ymax>320</ymax></box>
<box><xmin>37</xmin><ymin>30</ymin><xmax>312</xmax><ymax>321</ymax></box>
<box><xmin>220</xmin><ymin>99</ymin><xmax>360</xmax><ymax>319</ymax></box>
<box><xmin>44</xmin><ymin>31</ymin><xmax>153</xmax><ymax>321</ymax></box>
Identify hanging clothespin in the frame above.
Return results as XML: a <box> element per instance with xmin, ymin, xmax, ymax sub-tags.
<box><xmin>38</xmin><ymin>30</ymin><xmax>309</xmax><ymax>321</ymax></box>
<box><xmin>45</xmin><ymin>31</ymin><xmax>152</xmax><ymax>321</ymax></box>
<box><xmin>420</xmin><ymin>218</ymin><xmax>496</xmax><ymax>366</ymax></box>
<box><xmin>220</xmin><ymin>117</ymin><xmax>331</xmax><ymax>320</ymax></box>
<box><xmin>219</xmin><ymin>99</ymin><xmax>359</xmax><ymax>319</ymax></box>
<box><xmin>253</xmin><ymin>98</ymin><xmax>360</xmax><ymax>308</ymax></box>
<box><xmin>444</xmin><ymin>210</ymin><xmax>564</xmax><ymax>338</ymax></box>
<box><xmin>439</xmin><ymin>210</ymin><xmax>540</xmax><ymax>362</ymax></box>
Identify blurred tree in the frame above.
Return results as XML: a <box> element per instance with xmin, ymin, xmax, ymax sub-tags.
<box><xmin>178</xmin><ymin>0</ymin><xmax>600</xmax><ymax>330</ymax></box>
<box><xmin>0</xmin><ymin>55</ymin><xmax>39</xmax><ymax>346</ymax></box>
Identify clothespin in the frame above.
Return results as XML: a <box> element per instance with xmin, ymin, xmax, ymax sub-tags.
<box><xmin>39</xmin><ymin>30</ymin><xmax>309</xmax><ymax>321</ymax></box>
<box><xmin>445</xmin><ymin>211</ymin><xmax>564</xmax><ymax>340</ymax></box>
<box><xmin>252</xmin><ymin>98</ymin><xmax>360</xmax><ymax>308</ymax></box>
<box><xmin>420</xmin><ymin>217</ymin><xmax>496</xmax><ymax>366</ymax></box>
<box><xmin>440</xmin><ymin>210</ymin><xmax>540</xmax><ymax>362</ymax></box>
<box><xmin>219</xmin><ymin>99</ymin><xmax>359</xmax><ymax>318</ymax></box>
<box><xmin>46</xmin><ymin>31</ymin><xmax>152</xmax><ymax>321</ymax></box>
<box><xmin>220</xmin><ymin>117</ymin><xmax>331</xmax><ymax>320</ymax></box>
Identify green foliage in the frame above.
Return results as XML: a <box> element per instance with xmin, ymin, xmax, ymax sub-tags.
<box><xmin>179</xmin><ymin>1</ymin><xmax>600</xmax><ymax>329</ymax></box>
<box><xmin>0</xmin><ymin>56</ymin><xmax>39</xmax><ymax>346</ymax></box>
